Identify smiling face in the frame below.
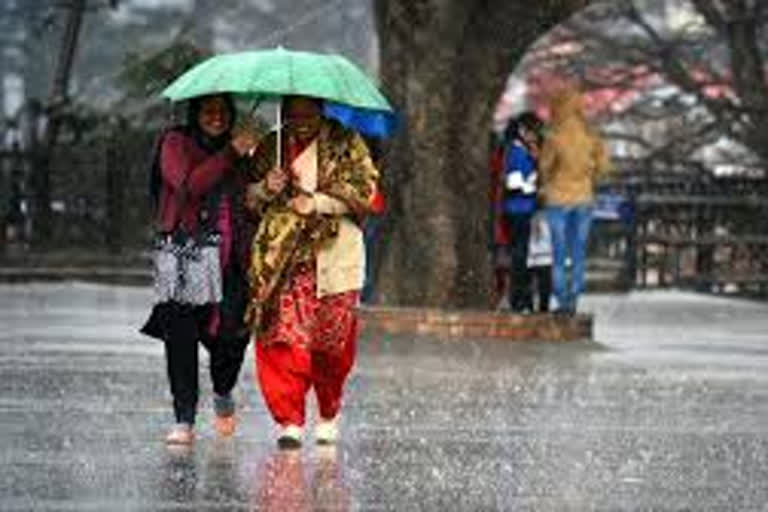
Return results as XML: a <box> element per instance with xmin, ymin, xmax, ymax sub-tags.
<box><xmin>197</xmin><ymin>96</ymin><xmax>232</xmax><ymax>138</ymax></box>
<box><xmin>284</xmin><ymin>96</ymin><xmax>323</xmax><ymax>142</ymax></box>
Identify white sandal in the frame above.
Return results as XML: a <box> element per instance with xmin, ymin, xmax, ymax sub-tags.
<box><xmin>277</xmin><ymin>424</ymin><xmax>303</xmax><ymax>449</ymax></box>
<box><xmin>315</xmin><ymin>416</ymin><xmax>339</xmax><ymax>445</ymax></box>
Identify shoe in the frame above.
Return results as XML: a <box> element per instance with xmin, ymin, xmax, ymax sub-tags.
<box><xmin>315</xmin><ymin>416</ymin><xmax>339</xmax><ymax>445</ymax></box>
<box><xmin>510</xmin><ymin>300</ymin><xmax>533</xmax><ymax>315</ymax></box>
<box><xmin>215</xmin><ymin>414</ymin><xmax>236</xmax><ymax>437</ymax></box>
<box><xmin>277</xmin><ymin>424</ymin><xmax>303</xmax><ymax>449</ymax></box>
<box><xmin>553</xmin><ymin>296</ymin><xmax>574</xmax><ymax>316</ymax></box>
<box><xmin>214</xmin><ymin>393</ymin><xmax>235</xmax><ymax>415</ymax></box>
<box><xmin>213</xmin><ymin>394</ymin><xmax>236</xmax><ymax>437</ymax></box>
<box><xmin>166</xmin><ymin>423</ymin><xmax>195</xmax><ymax>445</ymax></box>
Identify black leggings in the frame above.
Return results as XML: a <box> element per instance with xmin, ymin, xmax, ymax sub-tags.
<box><xmin>164</xmin><ymin>305</ymin><xmax>249</xmax><ymax>425</ymax></box>
<box><xmin>505</xmin><ymin>213</ymin><xmax>533</xmax><ymax>311</ymax></box>
<box><xmin>529</xmin><ymin>265</ymin><xmax>552</xmax><ymax>313</ymax></box>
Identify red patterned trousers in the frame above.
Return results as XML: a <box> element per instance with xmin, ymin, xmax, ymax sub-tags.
<box><xmin>255</xmin><ymin>267</ymin><xmax>359</xmax><ymax>427</ymax></box>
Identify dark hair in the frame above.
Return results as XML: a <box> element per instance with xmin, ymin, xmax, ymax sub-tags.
<box><xmin>187</xmin><ymin>94</ymin><xmax>236</xmax><ymax>144</ymax></box>
<box><xmin>282</xmin><ymin>95</ymin><xmax>323</xmax><ymax>110</ymax></box>
<box><xmin>504</xmin><ymin>111</ymin><xmax>543</xmax><ymax>143</ymax></box>
<box><xmin>148</xmin><ymin>94</ymin><xmax>236</xmax><ymax>210</ymax></box>
<box><xmin>517</xmin><ymin>111</ymin><xmax>543</xmax><ymax>133</ymax></box>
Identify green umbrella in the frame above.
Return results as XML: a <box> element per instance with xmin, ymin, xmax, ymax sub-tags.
<box><xmin>162</xmin><ymin>48</ymin><xmax>395</xmax><ymax>167</ymax></box>
<box><xmin>161</xmin><ymin>47</ymin><xmax>392</xmax><ymax>112</ymax></box>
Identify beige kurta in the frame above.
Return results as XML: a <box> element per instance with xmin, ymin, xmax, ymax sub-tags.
<box><xmin>279</xmin><ymin>137</ymin><xmax>366</xmax><ymax>297</ymax></box>
<box><xmin>244</xmin><ymin>120</ymin><xmax>378</xmax><ymax>334</ymax></box>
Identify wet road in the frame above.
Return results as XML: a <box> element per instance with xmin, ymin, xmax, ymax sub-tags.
<box><xmin>1</xmin><ymin>283</ymin><xmax>766</xmax><ymax>511</ymax></box>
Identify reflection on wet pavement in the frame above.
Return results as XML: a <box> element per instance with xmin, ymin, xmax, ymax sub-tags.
<box><xmin>151</xmin><ymin>443</ymin><xmax>349</xmax><ymax>511</ymax></box>
<box><xmin>0</xmin><ymin>283</ymin><xmax>766</xmax><ymax>510</ymax></box>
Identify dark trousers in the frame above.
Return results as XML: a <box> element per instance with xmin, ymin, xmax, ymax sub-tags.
<box><xmin>505</xmin><ymin>212</ymin><xmax>533</xmax><ymax>311</ymax></box>
<box><xmin>529</xmin><ymin>265</ymin><xmax>552</xmax><ymax>313</ymax></box>
<box><xmin>164</xmin><ymin>305</ymin><xmax>249</xmax><ymax>425</ymax></box>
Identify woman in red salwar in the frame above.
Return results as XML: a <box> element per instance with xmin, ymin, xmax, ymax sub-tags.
<box><xmin>244</xmin><ymin>96</ymin><xmax>379</xmax><ymax>448</ymax></box>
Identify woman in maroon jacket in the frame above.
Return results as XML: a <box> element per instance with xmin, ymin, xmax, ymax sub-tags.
<box><xmin>154</xmin><ymin>94</ymin><xmax>257</xmax><ymax>444</ymax></box>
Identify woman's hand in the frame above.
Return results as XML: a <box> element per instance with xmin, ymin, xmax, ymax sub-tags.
<box><xmin>230</xmin><ymin>132</ymin><xmax>258</xmax><ymax>157</ymax></box>
<box><xmin>245</xmin><ymin>183</ymin><xmax>261</xmax><ymax>211</ymax></box>
<box><xmin>288</xmin><ymin>193</ymin><xmax>315</xmax><ymax>216</ymax></box>
<box><xmin>265</xmin><ymin>167</ymin><xmax>288</xmax><ymax>194</ymax></box>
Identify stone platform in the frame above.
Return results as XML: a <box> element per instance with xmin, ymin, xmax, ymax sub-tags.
<box><xmin>359</xmin><ymin>306</ymin><xmax>592</xmax><ymax>341</ymax></box>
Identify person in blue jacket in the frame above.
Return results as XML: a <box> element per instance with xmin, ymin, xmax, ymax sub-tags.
<box><xmin>502</xmin><ymin>112</ymin><xmax>543</xmax><ymax>313</ymax></box>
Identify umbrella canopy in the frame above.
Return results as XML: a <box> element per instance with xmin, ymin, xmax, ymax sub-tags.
<box><xmin>323</xmin><ymin>102</ymin><xmax>398</xmax><ymax>138</ymax></box>
<box><xmin>161</xmin><ymin>48</ymin><xmax>396</xmax><ymax>136</ymax></box>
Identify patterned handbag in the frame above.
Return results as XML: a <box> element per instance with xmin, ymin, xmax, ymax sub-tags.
<box><xmin>150</xmin><ymin>175</ymin><xmax>224</xmax><ymax>305</ymax></box>
<box><xmin>140</xmin><ymin>131</ymin><xmax>225</xmax><ymax>341</ymax></box>
<box><xmin>152</xmin><ymin>229</ymin><xmax>222</xmax><ymax>305</ymax></box>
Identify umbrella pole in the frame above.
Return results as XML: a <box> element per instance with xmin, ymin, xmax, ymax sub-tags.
<box><xmin>276</xmin><ymin>100</ymin><xmax>282</xmax><ymax>170</ymax></box>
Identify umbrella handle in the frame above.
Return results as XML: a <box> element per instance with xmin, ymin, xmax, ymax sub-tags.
<box><xmin>276</xmin><ymin>101</ymin><xmax>282</xmax><ymax>171</ymax></box>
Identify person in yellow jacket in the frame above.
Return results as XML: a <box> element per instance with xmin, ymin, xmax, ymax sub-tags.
<box><xmin>244</xmin><ymin>95</ymin><xmax>379</xmax><ymax>448</ymax></box>
<box><xmin>538</xmin><ymin>87</ymin><xmax>612</xmax><ymax>314</ymax></box>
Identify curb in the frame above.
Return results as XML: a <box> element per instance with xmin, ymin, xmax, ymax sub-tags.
<box><xmin>359</xmin><ymin>306</ymin><xmax>592</xmax><ymax>342</ymax></box>
<box><xmin>0</xmin><ymin>267</ymin><xmax>151</xmax><ymax>286</ymax></box>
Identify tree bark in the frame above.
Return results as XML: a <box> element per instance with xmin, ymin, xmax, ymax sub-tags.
<box><xmin>373</xmin><ymin>0</ymin><xmax>591</xmax><ymax>307</ymax></box>
<box><xmin>690</xmin><ymin>0</ymin><xmax>768</xmax><ymax>161</ymax></box>
<box><xmin>31</xmin><ymin>0</ymin><xmax>86</xmax><ymax>248</ymax></box>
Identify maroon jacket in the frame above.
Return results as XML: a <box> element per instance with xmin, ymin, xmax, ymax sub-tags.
<box><xmin>158</xmin><ymin>130</ymin><xmax>237</xmax><ymax>233</ymax></box>
<box><xmin>156</xmin><ymin>128</ymin><xmax>254</xmax><ymax>338</ymax></box>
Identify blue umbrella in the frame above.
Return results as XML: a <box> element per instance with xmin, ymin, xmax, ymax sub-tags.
<box><xmin>323</xmin><ymin>102</ymin><xmax>398</xmax><ymax>138</ymax></box>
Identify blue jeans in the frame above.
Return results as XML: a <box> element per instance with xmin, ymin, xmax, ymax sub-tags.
<box><xmin>361</xmin><ymin>216</ymin><xmax>382</xmax><ymax>303</ymax></box>
<box><xmin>546</xmin><ymin>205</ymin><xmax>593</xmax><ymax>311</ymax></box>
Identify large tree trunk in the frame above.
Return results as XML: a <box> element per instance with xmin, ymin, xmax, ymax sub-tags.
<box><xmin>373</xmin><ymin>0</ymin><xmax>590</xmax><ymax>307</ymax></box>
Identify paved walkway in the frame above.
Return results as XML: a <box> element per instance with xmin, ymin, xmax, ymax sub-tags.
<box><xmin>1</xmin><ymin>283</ymin><xmax>766</xmax><ymax>510</ymax></box>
